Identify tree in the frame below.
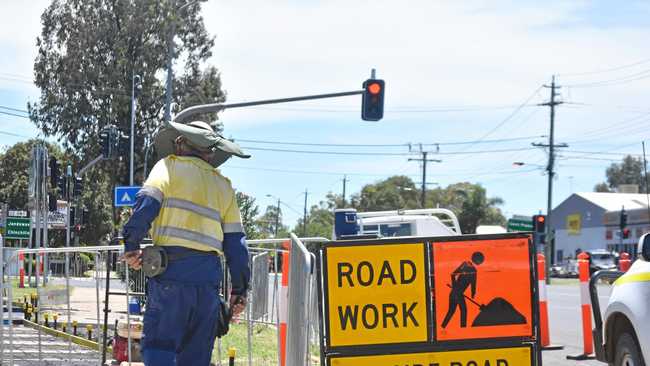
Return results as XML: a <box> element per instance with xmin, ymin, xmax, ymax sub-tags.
<box><xmin>593</xmin><ymin>155</ymin><xmax>646</xmax><ymax>193</ymax></box>
<box><xmin>351</xmin><ymin>175</ymin><xmax>420</xmax><ymax>211</ymax></box>
<box><xmin>236</xmin><ymin>192</ymin><xmax>260</xmax><ymax>240</ymax></box>
<box><xmin>455</xmin><ymin>185</ymin><xmax>506</xmax><ymax>233</ymax></box>
<box><xmin>339</xmin><ymin>176</ymin><xmax>505</xmax><ymax>235</ymax></box>
<box><xmin>0</xmin><ymin>140</ymin><xmax>64</xmax><ymax>209</ymax></box>
<box><xmin>256</xmin><ymin>204</ymin><xmax>289</xmax><ymax>239</ymax></box>
<box><xmin>28</xmin><ymin>0</ymin><xmax>226</xmax><ymax>243</ymax></box>
<box><xmin>294</xmin><ymin>200</ymin><xmax>334</xmax><ymax>250</ymax></box>
<box><xmin>594</xmin><ymin>182</ymin><xmax>612</xmax><ymax>193</ymax></box>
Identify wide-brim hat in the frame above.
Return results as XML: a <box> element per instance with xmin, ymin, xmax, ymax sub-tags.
<box><xmin>154</xmin><ymin>121</ymin><xmax>250</xmax><ymax>168</ymax></box>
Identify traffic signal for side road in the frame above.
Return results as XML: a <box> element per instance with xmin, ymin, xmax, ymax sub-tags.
<box><xmin>533</xmin><ymin>214</ymin><xmax>546</xmax><ymax>234</ymax></box>
<box><xmin>361</xmin><ymin>79</ymin><xmax>385</xmax><ymax>121</ymax></box>
<box><xmin>620</xmin><ymin>208</ymin><xmax>628</xmax><ymax>230</ymax></box>
<box><xmin>622</xmin><ymin>228</ymin><xmax>631</xmax><ymax>239</ymax></box>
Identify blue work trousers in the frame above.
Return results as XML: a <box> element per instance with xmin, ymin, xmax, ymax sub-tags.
<box><xmin>141</xmin><ymin>248</ymin><xmax>222</xmax><ymax>366</ymax></box>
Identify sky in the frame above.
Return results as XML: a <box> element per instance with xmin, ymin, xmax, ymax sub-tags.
<box><xmin>2</xmin><ymin>1</ymin><xmax>650</xmax><ymax>228</ymax></box>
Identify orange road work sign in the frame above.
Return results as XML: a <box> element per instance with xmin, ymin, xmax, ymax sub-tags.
<box><xmin>432</xmin><ymin>236</ymin><xmax>534</xmax><ymax>341</ymax></box>
<box><xmin>324</xmin><ymin>241</ymin><xmax>430</xmax><ymax>347</ymax></box>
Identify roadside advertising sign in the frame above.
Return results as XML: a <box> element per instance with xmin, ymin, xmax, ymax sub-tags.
<box><xmin>317</xmin><ymin>233</ymin><xmax>539</xmax><ymax>366</ymax></box>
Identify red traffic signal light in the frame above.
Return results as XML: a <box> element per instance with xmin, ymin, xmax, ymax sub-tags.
<box><xmin>622</xmin><ymin>228</ymin><xmax>631</xmax><ymax>239</ymax></box>
<box><xmin>367</xmin><ymin>82</ymin><xmax>382</xmax><ymax>95</ymax></box>
<box><xmin>532</xmin><ymin>214</ymin><xmax>546</xmax><ymax>234</ymax></box>
<box><xmin>362</xmin><ymin>79</ymin><xmax>385</xmax><ymax>121</ymax></box>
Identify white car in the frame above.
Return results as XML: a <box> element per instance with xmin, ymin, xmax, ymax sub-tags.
<box><xmin>593</xmin><ymin>233</ymin><xmax>650</xmax><ymax>366</ymax></box>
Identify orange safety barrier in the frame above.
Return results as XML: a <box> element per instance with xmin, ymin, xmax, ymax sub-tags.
<box><xmin>566</xmin><ymin>252</ymin><xmax>595</xmax><ymax>360</ymax></box>
<box><xmin>537</xmin><ymin>254</ymin><xmax>563</xmax><ymax>350</ymax></box>
<box><xmin>619</xmin><ymin>252</ymin><xmax>631</xmax><ymax>272</ymax></box>
<box><xmin>18</xmin><ymin>252</ymin><xmax>25</xmax><ymax>288</ymax></box>
<box><xmin>279</xmin><ymin>240</ymin><xmax>290</xmax><ymax>366</ymax></box>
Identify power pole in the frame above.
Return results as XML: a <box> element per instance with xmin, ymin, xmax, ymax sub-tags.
<box><xmin>533</xmin><ymin>75</ymin><xmax>567</xmax><ymax>284</ymax></box>
<box><xmin>342</xmin><ymin>175</ymin><xmax>347</xmax><ymax>207</ymax></box>
<box><xmin>408</xmin><ymin>147</ymin><xmax>442</xmax><ymax>208</ymax></box>
<box><xmin>303</xmin><ymin>189</ymin><xmax>309</xmax><ymax>237</ymax></box>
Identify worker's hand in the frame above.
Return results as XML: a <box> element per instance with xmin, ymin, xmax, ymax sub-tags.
<box><xmin>229</xmin><ymin>295</ymin><xmax>247</xmax><ymax>320</ymax></box>
<box><xmin>120</xmin><ymin>250</ymin><xmax>142</xmax><ymax>270</ymax></box>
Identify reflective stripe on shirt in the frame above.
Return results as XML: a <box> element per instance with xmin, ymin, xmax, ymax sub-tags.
<box><xmin>154</xmin><ymin>226</ymin><xmax>223</xmax><ymax>251</ymax></box>
<box><xmin>163</xmin><ymin>198</ymin><xmax>221</xmax><ymax>222</ymax></box>
<box><xmin>138</xmin><ymin>185</ymin><xmax>163</xmax><ymax>203</ymax></box>
<box><xmin>222</xmin><ymin>222</ymin><xmax>244</xmax><ymax>233</ymax></box>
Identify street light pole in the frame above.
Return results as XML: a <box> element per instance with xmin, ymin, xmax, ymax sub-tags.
<box><xmin>164</xmin><ymin>0</ymin><xmax>207</xmax><ymax>122</ymax></box>
<box><xmin>275</xmin><ymin>198</ymin><xmax>280</xmax><ymax>237</ymax></box>
<box><xmin>130</xmin><ymin>73</ymin><xmax>141</xmax><ymax>185</ymax></box>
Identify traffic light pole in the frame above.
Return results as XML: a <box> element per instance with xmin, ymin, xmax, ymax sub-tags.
<box><xmin>173</xmin><ymin>90</ymin><xmax>365</xmax><ymax>123</ymax></box>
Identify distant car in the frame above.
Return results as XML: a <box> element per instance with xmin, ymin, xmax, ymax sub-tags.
<box><xmin>586</xmin><ymin>250</ymin><xmax>618</xmax><ymax>275</ymax></box>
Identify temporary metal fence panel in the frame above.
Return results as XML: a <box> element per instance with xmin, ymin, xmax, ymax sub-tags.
<box><xmin>251</xmin><ymin>251</ymin><xmax>270</xmax><ymax>321</ymax></box>
<box><xmin>1</xmin><ymin>237</ymin><xmax>329</xmax><ymax>366</ymax></box>
<box><xmin>285</xmin><ymin>233</ymin><xmax>314</xmax><ymax>366</ymax></box>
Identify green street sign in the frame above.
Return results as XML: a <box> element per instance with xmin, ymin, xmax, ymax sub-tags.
<box><xmin>6</xmin><ymin>217</ymin><xmax>31</xmax><ymax>239</ymax></box>
<box><xmin>507</xmin><ymin>218</ymin><xmax>533</xmax><ymax>232</ymax></box>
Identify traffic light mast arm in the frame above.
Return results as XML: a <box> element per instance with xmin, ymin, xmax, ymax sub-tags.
<box><xmin>174</xmin><ymin>90</ymin><xmax>364</xmax><ymax>123</ymax></box>
<box><xmin>78</xmin><ymin>154</ymin><xmax>105</xmax><ymax>176</ymax></box>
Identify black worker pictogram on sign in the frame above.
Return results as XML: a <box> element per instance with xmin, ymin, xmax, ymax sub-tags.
<box><xmin>432</xmin><ymin>237</ymin><xmax>535</xmax><ymax>341</ymax></box>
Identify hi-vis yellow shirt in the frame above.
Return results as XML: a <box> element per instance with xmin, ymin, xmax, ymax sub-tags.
<box><xmin>139</xmin><ymin>155</ymin><xmax>244</xmax><ymax>254</ymax></box>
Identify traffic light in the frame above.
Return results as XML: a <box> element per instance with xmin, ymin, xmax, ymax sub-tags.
<box><xmin>622</xmin><ymin>228</ymin><xmax>631</xmax><ymax>239</ymax></box>
<box><xmin>620</xmin><ymin>208</ymin><xmax>628</xmax><ymax>230</ymax></box>
<box><xmin>118</xmin><ymin>131</ymin><xmax>129</xmax><ymax>160</ymax></box>
<box><xmin>533</xmin><ymin>214</ymin><xmax>546</xmax><ymax>234</ymax></box>
<box><xmin>48</xmin><ymin>194</ymin><xmax>57</xmax><ymax>212</ymax></box>
<box><xmin>49</xmin><ymin>157</ymin><xmax>60</xmax><ymax>187</ymax></box>
<box><xmin>69</xmin><ymin>206</ymin><xmax>76</xmax><ymax>228</ymax></box>
<box><xmin>73</xmin><ymin>177</ymin><xmax>83</xmax><ymax>197</ymax></box>
<box><xmin>99</xmin><ymin>127</ymin><xmax>111</xmax><ymax>157</ymax></box>
<box><xmin>361</xmin><ymin>79</ymin><xmax>385</xmax><ymax>121</ymax></box>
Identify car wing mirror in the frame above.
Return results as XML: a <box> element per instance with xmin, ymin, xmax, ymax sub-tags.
<box><xmin>638</xmin><ymin>233</ymin><xmax>650</xmax><ymax>261</ymax></box>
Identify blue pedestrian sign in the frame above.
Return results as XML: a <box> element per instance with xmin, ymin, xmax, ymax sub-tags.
<box><xmin>114</xmin><ymin>186</ymin><xmax>141</xmax><ymax>207</ymax></box>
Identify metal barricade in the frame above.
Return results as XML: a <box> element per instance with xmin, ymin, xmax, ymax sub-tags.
<box><xmin>1</xmin><ymin>236</ymin><xmax>328</xmax><ymax>366</ymax></box>
<box><xmin>286</xmin><ymin>234</ymin><xmax>315</xmax><ymax>366</ymax></box>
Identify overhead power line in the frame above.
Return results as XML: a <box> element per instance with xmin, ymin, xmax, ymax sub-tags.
<box><xmin>559</xmin><ymin>57</ymin><xmax>650</xmax><ymax>77</ymax></box>
<box><xmin>564</xmin><ymin>68</ymin><xmax>650</xmax><ymax>88</ymax></box>
<box><xmin>0</xmin><ymin>110</ymin><xmax>30</xmax><ymax>119</ymax></box>
<box><xmin>240</xmin><ymin>146</ymin><xmax>537</xmax><ymax>156</ymax></box>
<box><xmin>233</xmin><ymin>135</ymin><xmax>545</xmax><ymax>148</ymax></box>
<box><xmin>0</xmin><ymin>105</ymin><xmax>29</xmax><ymax>114</ymax></box>
<box><xmin>0</xmin><ymin>130</ymin><xmax>32</xmax><ymax>138</ymax></box>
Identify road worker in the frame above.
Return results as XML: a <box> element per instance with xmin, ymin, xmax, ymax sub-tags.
<box><xmin>121</xmin><ymin>120</ymin><xmax>251</xmax><ymax>366</ymax></box>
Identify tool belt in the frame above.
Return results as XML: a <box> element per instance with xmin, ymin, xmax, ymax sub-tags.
<box><xmin>141</xmin><ymin>246</ymin><xmax>218</xmax><ymax>277</ymax></box>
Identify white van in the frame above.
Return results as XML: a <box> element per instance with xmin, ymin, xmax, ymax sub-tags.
<box><xmin>593</xmin><ymin>233</ymin><xmax>650</xmax><ymax>366</ymax></box>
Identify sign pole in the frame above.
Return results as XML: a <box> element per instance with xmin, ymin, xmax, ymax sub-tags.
<box><xmin>42</xmin><ymin>147</ymin><xmax>49</xmax><ymax>285</ymax></box>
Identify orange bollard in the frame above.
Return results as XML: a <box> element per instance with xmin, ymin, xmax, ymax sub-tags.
<box><xmin>537</xmin><ymin>254</ymin><xmax>563</xmax><ymax>350</ymax></box>
<box><xmin>19</xmin><ymin>253</ymin><xmax>25</xmax><ymax>288</ymax></box>
<box><xmin>619</xmin><ymin>252</ymin><xmax>631</xmax><ymax>272</ymax></box>
<box><xmin>566</xmin><ymin>252</ymin><xmax>595</xmax><ymax>360</ymax></box>
<box><xmin>279</xmin><ymin>240</ymin><xmax>290</xmax><ymax>366</ymax></box>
